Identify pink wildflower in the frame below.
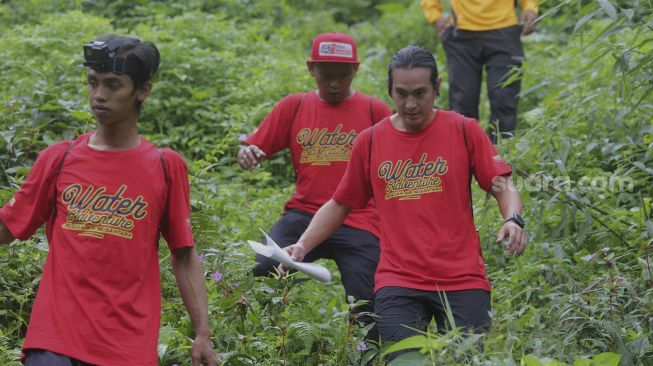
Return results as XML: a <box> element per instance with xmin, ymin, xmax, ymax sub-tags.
<box><xmin>356</xmin><ymin>341</ymin><xmax>367</xmax><ymax>351</ymax></box>
<box><xmin>212</xmin><ymin>271</ymin><xmax>223</xmax><ymax>282</ymax></box>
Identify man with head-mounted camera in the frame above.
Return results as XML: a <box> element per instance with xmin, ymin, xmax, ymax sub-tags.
<box><xmin>0</xmin><ymin>35</ymin><xmax>219</xmax><ymax>366</ymax></box>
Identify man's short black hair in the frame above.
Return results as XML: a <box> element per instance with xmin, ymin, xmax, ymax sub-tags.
<box><xmin>387</xmin><ymin>45</ymin><xmax>439</xmax><ymax>96</ymax></box>
<box><xmin>88</xmin><ymin>35</ymin><xmax>160</xmax><ymax>112</ymax></box>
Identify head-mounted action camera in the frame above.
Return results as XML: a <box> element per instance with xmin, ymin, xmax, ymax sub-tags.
<box><xmin>83</xmin><ymin>39</ymin><xmax>141</xmax><ymax>75</ymax></box>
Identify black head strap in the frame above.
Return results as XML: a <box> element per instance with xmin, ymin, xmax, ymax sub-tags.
<box><xmin>83</xmin><ymin>38</ymin><xmax>142</xmax><ymax>75</ymax></box>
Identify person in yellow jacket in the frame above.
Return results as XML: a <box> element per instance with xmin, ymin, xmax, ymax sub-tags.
<box><xmin>421</xmin><ymin>0</ymin><xmax>538</xmax><ymax>143</ymax></box>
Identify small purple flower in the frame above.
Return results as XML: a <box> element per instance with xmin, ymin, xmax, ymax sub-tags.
<box><xmin>232</xmin><ymin>282</ymin><xmax>241</xmax><ymax>288</ymax></box>
<box><xmin>356</xmin><ymin>341</ymin><xmax>367</xmax><ymax>351</ymax></box>
<box><xmin>212</xmin><ymin>271</ymin><xmax>223</xmax><ymax>282</ymax></box>
<box><xmin>601</xmin><ymin>247</ymin><xmax>610</xmax><ymax>253</ymax></box>
<box><xmin>615</xmin><ymin>275</ymin><xmax>625</xmax><ymax>282</ymax></box>
<box><xmin>198</xmin><ymin>253</ymin><xmax>205</xmax><ymax>262</ymax></box>
<box><xmin>238</xmin><ymin>134</ymin><xmax>247</xmax><ymax>142</ymax></box>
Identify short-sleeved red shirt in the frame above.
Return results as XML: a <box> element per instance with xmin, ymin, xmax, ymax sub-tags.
<box><xmin>0</xmin><ymin>133</ymin><xmax>194</xmax><ymax>365</ymax></box>
<box><xmin>245</xmin><ymin>91</ymin><xmax>392</xmax><ymax>237</ymax></box>
<box><xmin>333</xmin><ymin>110</ymin><xmax>512</xmax><ymax>292</ymax></box>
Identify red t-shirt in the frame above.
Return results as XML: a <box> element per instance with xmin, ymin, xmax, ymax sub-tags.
<box><xmin>0</xmin><ymin>133</ymin><xmax>194</xmax><ymax>366</ymax></box>
<box><xmin>245</xmin><ymin>91</ymin><xmax>392</xmax><ymax>237</ymax></box>
<box><xmin>333</xmin><ymin>110</ymin><xmax>512</xmax><ymax>292</ymax></box>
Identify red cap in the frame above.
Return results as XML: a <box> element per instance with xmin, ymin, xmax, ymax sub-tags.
<box><xmin>308</xmin><ymin>32</ymin><xmax>359</xmax><ymax>64</ymax></box>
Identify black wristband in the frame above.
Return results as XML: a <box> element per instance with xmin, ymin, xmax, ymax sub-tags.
<box><xmin>504</xmin><ymin>214</ymin><xmax>525</xmax><ymax>229</ymax></box>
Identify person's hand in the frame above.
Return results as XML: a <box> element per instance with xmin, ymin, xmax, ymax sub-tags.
<box><xmin>496</xmin><ymin>221</ymin><xmax>527</xmax><ymax>256</ymax></box>
<box><xmin>276</xmin><ymin>243</ymin><xmax>308</xmax><ymax>276</ymax></box>
<box><xmin>237</xmin><ymin>145</ymin><xmax>266</xmax><ymax>170</ymax></box>
<box><xmin>433</xmin><ymin>17</ymin><xmax>450</xmax><ymax>39</ymax></box>
<box><xmin>284</xmin><ymin>243</ymin><xmax>308</xmax><ymax>262</ymax></box>
<box><xmin>191</xmin><ymin>334</ymin><xmax>219</xmax><ymax>365</ymax></box>
<box><xmin>521</xmin><ymin>9</ymin><xmax>537</xmax><ymax>35</ymax></box>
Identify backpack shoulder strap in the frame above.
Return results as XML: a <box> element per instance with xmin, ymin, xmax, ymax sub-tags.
<box><xmin>369</xmin><ymin>96</ymin><xmax>374</xmax><ymax>126</ymax></box>
<box><xmin>368</xmin><ymin>125</ymin><xmax>374</xmax><ymax>167</ymax></box>
<box><xmin>459</xmin><ymin>114</ymin><xmax>475</xmax><ymax>218</ymax></box>
<box><xmin>290</xmin><ymin>93</ymin><xmax>306</xmax><ymax>126</ymax></box>
<box><xmin>367</xmin><ymin>123</ymin><xmax>379</xmax><ymax>191</ymax></box>
<box><xmin>52</xmin><ymin>139</ymin><xmax>75</xmax><ymax>218</ymax></box>
<box><xmin>286</xmin><ymin>93</ymin><xmax>306</xmax><ymax>150</ymax></box>
<box><xmin>157</xmin><ymin>148</ymin><xmax>169</xmax><ymax>183</ymax></box>
<box><xmin>459</xmin><ymin>114</ymin><xmax>472</xmax><ymax>170</ymax></box>
<box><xmin>155</xmin><ymin>148</ymin><xmax>171</xmax><ymax>246</ymax></box>
<box><xmin>461</xmin><ymin>116</ymin><xmax>468</xmax><ymax>149</ymax></box>
<box><xmin>56</xmin><ymin>140</ymin><xmax>74</xmax><ymax>176</ymax></box>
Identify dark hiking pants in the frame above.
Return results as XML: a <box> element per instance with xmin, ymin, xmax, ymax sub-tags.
<box><xmin>253</xmin><ymin>209</ymin><xmax>380</xmax><ymax>340</ymax></box>
<box><xmin>442</xmin><ymin>24</ymin><xmax>525</xmax><ymax>143</ymax></box>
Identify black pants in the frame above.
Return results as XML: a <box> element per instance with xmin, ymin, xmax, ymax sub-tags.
<box><xmin>375</xmin><ymin>287</ymin><xmax>491</xmax><ymax>359</ymax></box>
<box><xmin>24</xmin><ymin>349</ymin><xmax>92</xmax><ymax>366</ymax></box>
<box><xmin>442</xmin><ymin>25</ymin><xmax>525</xmax><ymax>143</ymax></box>
<box><xmin>254</xmin><ymin>209</ymin><xmax>380</xmax><ymax>339</ymax></box>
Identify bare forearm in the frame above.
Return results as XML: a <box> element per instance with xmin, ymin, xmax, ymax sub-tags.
<box><xmin>0</xmin><ymin>220</ymin><xmax>15</xmax><ymax>245</ymax></box>
<box><xmin>490</xmin><ymin>176</ymin><xmax>522</xmax><ymax>218</ymax></box>
<box><xmin>172</xmin><ymin>247</ymin><xmax>211</xmax><ymax>337</ymax></box>
<box><xmin>490</xmin><ymin>176</ymin><xmax>528</xmax><ymax>256</ymax></box>
<box><xmin>297</xmin><ymin>199</ymin><xmax>351</xmax><ymax>252</ymax></box>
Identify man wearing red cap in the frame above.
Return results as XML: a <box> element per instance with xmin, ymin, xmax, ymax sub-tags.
<box><xmin>237</xmin><ymin>32</ymin><xmax>392</xmax><ymax>337</ymax></box>
<box><xmin>284</xmin><ymin>45</ymin><xmax>527</xmax><ymax>359</ymax></box>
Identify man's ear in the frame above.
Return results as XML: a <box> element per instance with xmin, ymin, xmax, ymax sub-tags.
<box><xmin>137</xmin><ymin>81</ymin><xmax>152</xmax><ymax>102</ymax></box>
<box><xmin>434</xmin><ymin>77</ymin><xmax>442</xmax><ymax>97</ymax></box>
<box><xmin>306</xmin><ymin>61</ymin><xmax>316</xmax><ymax>76</ymax></box>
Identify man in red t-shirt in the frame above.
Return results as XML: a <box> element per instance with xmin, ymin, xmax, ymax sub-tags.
<box><xmin>0</xmin><ymin>35</ymin><xmax>218</xmax><ymax>365</ymax></box>
<box><xmin>284</xmin><ymin>45</ymin><xmax>527</xmax><ymax>355</ymax></box>
<box><xmin>237</xmin><ymin>32</ymin><xmax>392</xmax><ymax>337</ymax></box>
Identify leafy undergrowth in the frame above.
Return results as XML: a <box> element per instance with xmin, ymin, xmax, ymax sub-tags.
<box><xmin>0</xmin><ymin>0</ymin><xmax>651</xmax><ymax>365</ymax></box>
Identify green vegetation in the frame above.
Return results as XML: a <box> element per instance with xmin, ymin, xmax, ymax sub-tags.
<box><xmin>0</xmin><ymin>0</ymin><xmax>651</xmax><ymax>365</ymax></box>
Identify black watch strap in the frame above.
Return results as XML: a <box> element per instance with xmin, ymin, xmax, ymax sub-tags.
<box><xmin>504</xmin><ymin>214</ymin><xmax>525</xmax><ymax>229</ymax></box>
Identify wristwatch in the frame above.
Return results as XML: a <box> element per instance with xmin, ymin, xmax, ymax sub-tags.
<box><xmin>504</xmin><ymin>213</ymin><xmax>525</xmax><ymax>229</ymax></box>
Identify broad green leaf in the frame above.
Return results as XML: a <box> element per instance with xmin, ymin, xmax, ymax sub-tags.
<box><xmin>633</xmin><ymin>162</ymin><xmax>653</xmax><ymax>176</ymax></box>
<box><xmin>383</xmin><ymin>335</ymin><xmax>445</xmax><ymax>355</ymax></box>
<box><xmin>383</xmin><ymin>335</ymin><xmax>428</xmax><ymax>355</ymax></box>
<box><xmin>553</xmin><ymin>243</ymin><xmax>565</xmax><ymax>260</ymax></box>
<box><xmin>521</xmin><ymin>355</ymin><xmax>543</xmax><ymax>366</ymax></box>
<box><xmin>156</xmin><ymin>343</ymin><xmax>168</xmax><ymax>359</ymax></box>
<box><xmin>574</xmin><ymin>11</ymin><xmax>596</xmax><ymax>34</ymax></box>
<box><xmin>573</xmin><ymin>359</ymin><xmax>592</xmax><ymax>366</ymax></box>
<box><xmin>591</xmin><ymin>352</ymin><xmax>620</xmax><ymax>366</ymax></box>
<box><xmin>375</xmin><ymin>3</ymin><xmax>404</xmax><ymax>15</ymax></box>
<box><xmin>387</xmin><ymin>351</ymin><xmax>428</xmax><ymax>366</ymax></box>
<box><xmin>621</xmin><ymin>8</ymin><xmax>634</xmax><ymax>21</ymax></box>
<box><xmin>639</xmin><ymin>257</ymin><xmax>652</xmax><ymax>281</ymax></box>
<box><xmin>598</xmin><ymin>0</ymin><xmax>618</xmax><ymax>20</ymax></box>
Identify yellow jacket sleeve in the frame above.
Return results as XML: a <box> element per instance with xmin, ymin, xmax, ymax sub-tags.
<box><xmin>422</xmin><ymin>0</ymin><xmax>538</xmax><ymax>30</ymax></box>
<box><xmin>421</xmin><ymin>0</ymin><xmax>443</xmax><ymax>24</ymax></box>
<box><xmin>520</xmin><ymin>0</ymin><xmax>539</xmax><ymax>13</ymax></box>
